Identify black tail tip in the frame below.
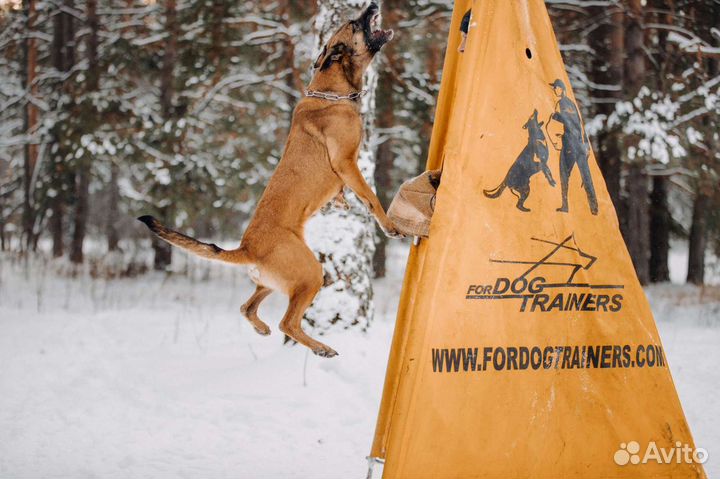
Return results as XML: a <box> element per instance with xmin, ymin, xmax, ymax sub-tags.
<box><xmin>137</xmin><ymin>215</ymin><xmax>157</xmax><ymax>229</ymax></box>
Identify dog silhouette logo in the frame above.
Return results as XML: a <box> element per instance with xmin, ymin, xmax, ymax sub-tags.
<box><xmin>547</xmin><ymin>79</ymin><xmax>599</xmax><ymax>215</ymax></box>
<box><xmin>483</xmin><ymin>109</ymin><xmax>556</xmax><ymax>212</ymax></box>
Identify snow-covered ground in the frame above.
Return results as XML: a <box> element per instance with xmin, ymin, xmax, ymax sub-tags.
<box><xmin>0</xmin><ymin>243</ymin><xmax>718</xmax><ymax>478</ymax></box>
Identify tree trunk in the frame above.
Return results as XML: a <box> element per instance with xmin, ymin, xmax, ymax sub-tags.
<box><xmin>152</xmin><ymin>0</ymin><xmax>178</xmax><ymax>271</ymax></box>
<box><xmin>22</xmin><ymin>0</ymin><xmax>38</xmax><ymax>252</ymax></box>
<box><xmin>70</xmin><ymin>169</ymin><xmax>89</xmax><ymax>263</ymax></box>
<box><xmin>0</xmin><ymin>191</ymin><xmax>6</xmax><ymax>250</ymax></box>
<box><xmin>107</xmin><ymin>162</ymin><xmax>120</xmax><ymax>252</ymax></box>
<box><xmin>209</xmin><ymin>0</ymin><xmax>224</xmax><ymax>79</ymax></box>
<box><xmin>372</xmin><ymin>0</ymin><xmax>400</xmax><ymax>279</ymax></box>
<box><xmin>372</xmin><ymin>100</ymin><xmax>393</xmax><ymax>278</ymax></box>
<box><xmin>160</xmin><ymin>0</ymin><xmax>177</xmax><ymax>121</ymax></box>
<box><xmin>621</xmin><ymin>0</ymin><xmax>650</xmax><ymax>284</ymax></box>
<box><xmin>687</xmin><ymin>191</ymin><xmax>708</xmax><ymax>285</ymax></box>
<box><xmin>588</xmin><ymin>5</ymin><xmax>623</xmax><ymax>211</ymax></box>
<box><xmin>303</xmin><ymin>0</ymin><xmax>379</xmax><ymax>333</ymax></box>
<box><xmin>645</xmin><ymin>0</ymin><xmax>674</xmax><ymax>284</ymax></box>
<box><xmin>649</xmin><ymin>175</ymin><xmax>670</xmax><ymax>282</ymax></box>
<box><xmin>153</xmin><ymin>235</ymin><xmax>173</xmax><ymax>271</ymax></box>
<box><xmin>70</xmin><ymin>0</ymin><xmax>99</xmax><ymax>264</ymax></box>
<box><xmin>686</xmin><ymin>28</ymin><xmax>717</xmax><ymax>285</ymax></box>
<box><xmin>49</xmin><ymin>201</ymin><xmax>64</xmax><ymax>258</ymax></box>
<box><xmin>279</xmin><ymin>0</ymin><xmax>304</xmax><ymax>130</ymax></box>
<box><xmin>623</xmin><ymin>164</ymin><xmax>650</xmax><ymax>284</ymax></box>
<box><xmin>624</xmin><ymin>0</ymin><xmax>645</xmax><ymax>94</ymax></box>
<box><xmin>49</xmin><ymin>0</ymin><xmax>76</xmax><ymax>258</ymax></box>
<box><xmin>86</xmin><ymin>0</ymin><xmax>99</xmax><ymax>91</ymax></box>
<box><xmin>417</xmin><ymin>16</ymin><xmax>440</xmax><ymax>176</ymax></box>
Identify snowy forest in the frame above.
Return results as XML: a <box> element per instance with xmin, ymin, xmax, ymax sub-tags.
<box><xmin>0</xmin><ymin>0</ymin><xmax>718</xmax><ymax>285</ymax></box>
<box><xmin>1</xmin><ymin>1</ymin><xmax>719</xmax><ymax>477</ymax></box>
<box><xmin>1</xmin><ymin>0</ymin><xmax>718</xmax><ymax>284</ymax></box>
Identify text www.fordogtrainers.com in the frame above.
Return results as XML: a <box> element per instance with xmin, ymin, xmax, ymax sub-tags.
<box><xmin>431</xmin><ymin>344</ymin><xmax>666</xmax><ymax>373</ymax></box>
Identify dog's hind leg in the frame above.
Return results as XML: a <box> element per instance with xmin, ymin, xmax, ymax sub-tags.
<box><xmin>241</xmin><ymin>285</ymin><xmax>273</xmax><ymax>336</ymax></box>
<box><xmin>267</xmin><ymin>242</ymin><xmax>337</xmax><ymax>358</ymax></box>
<box><xmin>252</xmin><ymin>236</ymin><xmax>337</xmax><ymax>357</ymax></box>
<box><xmin>280</xmin><ymin>282</ymin><xmax>338</xmax><ymax>358</ymax></box>
<box><xmin>513</xmin><ymin>187</ymin><xmax>532</xmax><ymax>212</ymax></box>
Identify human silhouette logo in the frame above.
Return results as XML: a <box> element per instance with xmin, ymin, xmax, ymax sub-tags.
<box><xmin>483</xmin><ymin>79</ymin><xmax>599</xmax><ymax>215</ymax></box>
<box><xmin>614</xmin><ymin>441</ymin><xmax>642</xmax><ymax>465</ymax></box>
<box><xmin>548</xmin><ymin>79</ymin><xmax>598</xmax><ymax>215</ymax></box>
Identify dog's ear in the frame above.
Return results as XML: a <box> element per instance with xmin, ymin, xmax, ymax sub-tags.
<box><xmin>313</xmin><ymin>45</ymin><xmax>328</xmax><ymax>69</ymax></box>
<box><xmin>332</xmin><ymin>43</ymin><xmax>357</xmax><ymax>81</ymax></box>
<box><xmin>320</xmin><ymin>44</ymin><xmax>347</xmax><ymax>71</ymax></box>
<box><xmin>538</xmin><ymin>120</ymin><xmax>544</xmax><ymax>127</ymax></box>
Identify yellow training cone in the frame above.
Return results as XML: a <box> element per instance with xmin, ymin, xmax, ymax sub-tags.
<box><xmin>370</xmin><ymin>1</ymin><xmax>706</xmax><ymax>478</ymax></box>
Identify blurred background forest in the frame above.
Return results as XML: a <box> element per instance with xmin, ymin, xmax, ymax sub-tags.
<box><xmin>1</xmin><ymin>0</ymin><xmax>719</xmax><ymax>300</ymax></box>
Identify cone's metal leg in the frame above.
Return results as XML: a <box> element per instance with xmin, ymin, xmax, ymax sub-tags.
<box><xmin>366</xmin><ymin>456</ymin><xmax>385</xmax><ymax>479</ymax></box>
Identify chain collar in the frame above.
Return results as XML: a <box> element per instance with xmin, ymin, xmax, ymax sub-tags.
<box><xmin>305</xmin><ymin>89</ymin><xmax>367</xmax><ymax>101</ymax></box>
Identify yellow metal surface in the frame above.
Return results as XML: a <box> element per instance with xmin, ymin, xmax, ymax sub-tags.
<box><xmin>370</xmin><ymin>1</ymin><xmax>706</xmax><ymax>478</ymax></box>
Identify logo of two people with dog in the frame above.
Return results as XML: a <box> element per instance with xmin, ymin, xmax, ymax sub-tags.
<box><xmin>483</xmin><ymin>79</ymin><xmax>599</xmax><ymax>216</ymax></box>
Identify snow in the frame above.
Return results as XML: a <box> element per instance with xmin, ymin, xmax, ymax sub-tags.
<box><xmin>0</xmin><ymin>243</ymin><xmax>718</xmax><ymax>478</ymax></box>
<box><xmin>610</xmin><ymin>87</ymin><xmax>689</xmax><ymax>165</ymax></box>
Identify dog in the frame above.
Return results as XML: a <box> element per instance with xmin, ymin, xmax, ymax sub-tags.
<box><xmin>483</xmin><ymin>109</ymin><xmax>556</xmax><ymax>212</ymax></box>
<box><xmin>138</xmin><ymin>3</ymin><xmax>398</xmax><ymax>358</ymax></box>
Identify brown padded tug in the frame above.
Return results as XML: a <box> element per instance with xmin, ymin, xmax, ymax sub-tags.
<box><xmin>386</xmin><ymin>169</ymin><xmax>441</xmax><ymax>238</ymax></box>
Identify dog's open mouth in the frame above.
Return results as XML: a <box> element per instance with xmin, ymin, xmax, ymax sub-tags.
<box><xmin>362</xmin><ymin>3</ymin><xmax>393</xmax><ymax>52</ymax></box>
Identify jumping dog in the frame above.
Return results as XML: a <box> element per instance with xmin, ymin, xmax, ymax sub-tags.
<box><xmin>139</xmin><ymin>3</ymin><xmax>397</xmax><ymax>358</ymax></box>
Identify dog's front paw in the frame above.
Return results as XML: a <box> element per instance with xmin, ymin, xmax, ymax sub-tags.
<box><xmin>331</xmin><ymin>191</ymin><xmax>351</xmax><ymax>211</ymax></box>
<box><xmin>332</xmin><ymin>198</ymin><xmax>351</xmax><ymax>211</ymax></box>
<box><xmin>383</xmin><ymin>225</ymin><xmax>406</xmax><ymax>239</ymax></box>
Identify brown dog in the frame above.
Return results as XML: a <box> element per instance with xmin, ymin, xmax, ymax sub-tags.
<box><xmin>138</xmin><ymin>3</ymin><xmax>398</xmax><ymax>358</ymax></box>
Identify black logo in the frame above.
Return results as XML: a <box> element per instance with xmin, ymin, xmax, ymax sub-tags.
<box><xmin>548</xmin><ymin>79</ymin><xmax>598</xmax><ymax>215</ymax></box>
<box><xmin>466</xmin><ymin>234</ymin><xmax>624</xmax><ymax>313</ymax></box>
<box><xmin>483</xmin><ymin>109</ymin><xmax>555</xmax><ymax>212</ymax></box>
<box><xmin>484</xmin><ymin>79</ymin><xmax>599</xmax><ymax>215</ymax></box>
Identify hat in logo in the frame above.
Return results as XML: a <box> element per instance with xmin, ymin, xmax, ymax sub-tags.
<box><xmin>549</xmin><ymin>79</ymin><xmax>566</xmax><ymax>91</ymax></box>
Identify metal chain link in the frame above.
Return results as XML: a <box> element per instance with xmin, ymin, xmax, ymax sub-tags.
<box><xmin>304</xmin><ymin>89</ymin><xmax>368</xmax><ymax>101</ymax></box>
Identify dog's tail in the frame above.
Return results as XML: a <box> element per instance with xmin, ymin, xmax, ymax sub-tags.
<box><xmin>137</xmin><ymin>215</ymin><xmax>249</xmax><ymax>265</ymax></box>
<box><xmin>483</xmin><ymin>181</ymin><xmax>506</xmax><ymax>198</ymax></box>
